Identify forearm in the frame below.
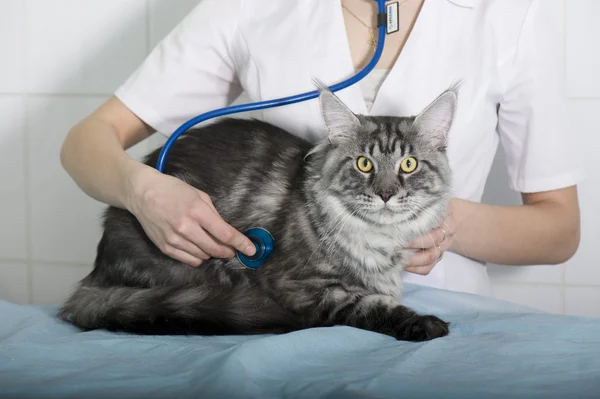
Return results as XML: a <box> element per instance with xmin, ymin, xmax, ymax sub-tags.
<box><xmin>60</xmin><ymin>117</ymin><xmax>155</xmax><ymax>211</ymax></box>
<box><xmin>450</xmin><ymin>192</ymin><xmax>581</xmax><ymax>266</ymax></box>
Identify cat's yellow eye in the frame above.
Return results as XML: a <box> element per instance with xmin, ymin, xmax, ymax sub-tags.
<box><xmin>400</xmin><ymin>157</ymin><xmax>418</xmax><ymax>174</ymax></box>
<box><xmin>357</xmin><ymin>156</ymin><xmax>374</xmax><ymax>173</ymax></box>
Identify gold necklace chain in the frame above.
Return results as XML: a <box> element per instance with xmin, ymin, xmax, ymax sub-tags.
<box><xmin>342</xmin><ymin>0</ymin><xmax>414</xmax><ymax>51</ymax></box>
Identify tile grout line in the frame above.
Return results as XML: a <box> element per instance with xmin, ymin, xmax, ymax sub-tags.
<box><xmin>492</xmin><ymin>282</ymin><xmax>600</xmax><ymax>289</ymax></box>
<box><xmin>0</xmin><ymin>92</ymin><xmax>111</xmax><ymax>98</ymax></box>
<box><xmin>21</xmin><ymin>0</ymin><xmax>34</xmax><ymax>305</ymax></box>
<box><xmin>146</xmin><ymin>0</ymin><xmax>152</xmax><ymax>55</ymax></box>
<box><xmin>566</xmin><ymin>97</ymin><xmax>600</xmax><ymax>102</ymax></box>
<box><xmin>560</xmin><ymin>0</ymin><xmax>567</xmax><ymax>317</ymax></box>
<box><xmin>563</xmin><ymin>0</ymin><xmax>567</xmax><ymax>80</ymax></box>
<box><xmin>565</xmin><ymin>0</ymin><xmax>584</xmax><ymax>315</ymax></box>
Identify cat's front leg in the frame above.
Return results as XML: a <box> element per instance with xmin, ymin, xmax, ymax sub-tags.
<box><xmin>319</xmin><ymin>291</ymin><xmax>449</xmax><ymax>342</ymax></box>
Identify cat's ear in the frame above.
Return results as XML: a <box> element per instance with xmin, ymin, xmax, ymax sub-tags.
<box><xmin>413</xmin><ymin>88</ymin><xmax>458</xmax><ymax>150</ymax></box>
<box><xmin>314</xmin><ymin>79</ymin><xmax>360</xmax><ymax>144</ymax></box>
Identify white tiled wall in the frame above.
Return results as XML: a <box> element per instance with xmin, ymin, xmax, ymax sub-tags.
<box><xmin>0</xmin><ymin>262</ymin><xmax>28</xmax><ymax>305</ymax></box>
<box><xmin>492</xmin><ymin>285</ymin><xmax>564</xmax><ymax>315</ymax></box>
<box><xmin>0</xmin><ymin>1</ymin><xmax>25</xmax><ymax>92</ymax></box>
<box><xmin>483</xmin><ymin>0</ymin><xmax>600</xmax><ymax>318</ymax></box>
<box><xmin>31</xmin><ymin>263</ymin><xmax>93</xmax><ymax>305</ymax></box>
<box><xmin>25</xmin><ymin>0</ymin><xmax>148</xmax><ymax>94</ymax></box>
<box><xmin>27</xmin><ymin>97</ymin><xmax>107</xmax><ymax>263</ymax></box>
<box><xmin>0</xmin><ymin>0</ymin><xmax>598</xmax><ymax>318</ymax></box>
<box><xmin>0</xmin><ymin>97</ymin><xmax>27</xmax><ymax>261</ymax></box>
<box><xmin>566</xmin><ymin>0</ymin><xmax>600</xmax><ymax>98</ymax></box>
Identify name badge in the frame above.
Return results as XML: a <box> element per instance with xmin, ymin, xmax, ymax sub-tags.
<box><xmin>387</xmin><ymin>2</ymin><xmax>400</xmax><ymax>34</ymax></box>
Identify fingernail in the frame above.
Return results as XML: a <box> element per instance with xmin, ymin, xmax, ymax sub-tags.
<box><xmin>245</xmin><ymin>245</ymin><xmax>256</xmax><ymax>256</ymax></box>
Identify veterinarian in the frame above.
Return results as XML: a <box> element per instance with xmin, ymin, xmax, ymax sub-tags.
<box><xmin>60</xmin><ymin>0</ymin><xmax>583</xmax><ymax>297</ymax></box>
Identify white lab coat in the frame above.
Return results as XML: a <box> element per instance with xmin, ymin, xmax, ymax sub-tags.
<box><xmin>115</xmin><ymin>0</ymin><xmax>585</xmax><ymax>297</ymax></box>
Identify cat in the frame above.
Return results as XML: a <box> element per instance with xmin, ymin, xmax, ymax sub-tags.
<box><xmin>59</xmin><ymin>84</ymin><xmax>456</xmax><ymax>341</ymax></box>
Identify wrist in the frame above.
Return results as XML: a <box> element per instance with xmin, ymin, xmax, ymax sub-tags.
<box><xmin>120</xmin><ymin>158</ymin><xmax>158</xmax><ymax>214</ymax></box>
<box><xmin>447</xmin><ymin>197</ymin><xmax>470</xmax><ymax>254</ymax></box>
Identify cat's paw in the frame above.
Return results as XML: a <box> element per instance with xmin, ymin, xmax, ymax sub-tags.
<box><xmin>392</xmin><ymin>313</ymin><xmax>449</xmax><ymax>342</ymax></box>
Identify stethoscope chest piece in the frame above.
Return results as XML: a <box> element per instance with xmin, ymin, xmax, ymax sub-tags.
<box><xmin>236</xmin><ymin>228</ymin><xmax>275</xmax><ymax>269</ymax></box>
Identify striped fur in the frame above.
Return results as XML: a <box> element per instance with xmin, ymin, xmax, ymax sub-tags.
<box><xmin>59</xmin><ymin>87</ymin><xmax>457</xmax><ymax>341</ymax></box>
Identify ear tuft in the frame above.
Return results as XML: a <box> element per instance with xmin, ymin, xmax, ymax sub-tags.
<box><xmin>314</xmin><ymin>79</ymin><xmax>360</xmax><ymax>144</ymax></box>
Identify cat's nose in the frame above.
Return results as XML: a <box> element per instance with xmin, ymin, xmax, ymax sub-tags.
<box><xmin>378</xmin><ymin>192</ymin><xmax>394</xmax><ymax>203</ymax></box>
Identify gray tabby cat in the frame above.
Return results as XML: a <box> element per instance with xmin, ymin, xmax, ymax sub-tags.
<box><xmin>59</xmin><ymin>84</ymin><xmax>456</xmax><ymax>341</ymax></box>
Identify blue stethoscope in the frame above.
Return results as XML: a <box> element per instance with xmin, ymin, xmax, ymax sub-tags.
<box><xmin>155</xmin><ymin>0</ymin><xmax>388</xmax><ymax>269</ymax></box>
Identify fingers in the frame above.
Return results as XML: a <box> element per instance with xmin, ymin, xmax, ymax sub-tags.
<box><xmin>441</xmin><ymin>215</ymin><xmax>456</xmax><ymax>241</ymax></box>
<box><xmin>164</xmin><ymin>229</ymin><xmax>213</xmax><ymax>262</ymax></box>
<box><xmin>136</xmin><ymin>174</ymin><xmax>257</xmax><ymax>264</ymax></box>
<box><xmin>172</xmin><ymin>222</ymin><xmax>236</xmax><ymax>259</ymax></box>
<box><xmin>162</xmin><ymin>245</ymin><xmax>205</xmax><ymax>267</ymax></box>
<box><xmin>406</xmin><ymin>227</ymin><xmax>444</xmax><ymax>249</ymax></box>
<box><xmin>197</xmin><ymin>190</ymin><xmax>219</xmax><ymax>214</ymax></box>
<box><xmin>161</xmin><ymin>193</ymin><xmax>255</xmax><ymax>262</ymax></box>
<box><xmin>407</xmin><ymin>247</ymin><xmax>443</xmax><ymax>269</ymax></box>
<box><xmin>405</xmin><ymin>232</ymin><xmax>453</xmax><ymax>275</ymax></box>
<box><xmin>406</xmin><ymin>216</ymin><xmax>456</xmax><ymax>249</ymax></box>
<box><xmin>404</xmin><ymin>264</ymin><xmax>436</xmax><ymax>276</ymax></box>
<box><xmin>190</xmin><ymin>200</ymin><xmax>257</xmax><ymax>257</ymax></box>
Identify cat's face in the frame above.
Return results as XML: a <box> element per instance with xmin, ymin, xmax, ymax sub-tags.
<box><xmin>328</xmin><ymin>117</ymin><xmax>452</xmax><ymax>224</ymax></box>
<box><xmin>309</xmin><ymin>86</ymin><xmax>456</xmax><ymax>226</ymax></box>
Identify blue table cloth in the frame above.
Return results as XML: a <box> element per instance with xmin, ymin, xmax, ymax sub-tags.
<box><xmin>1</xmin><ymin>284</ymin><xmax>599</xmax><ymax>399</ymax></box>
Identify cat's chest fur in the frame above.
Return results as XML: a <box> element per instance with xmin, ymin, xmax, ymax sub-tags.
<box><xmin>325</xmin><ymin>218</ymin><xmax>415</xmax><ymax>298</ymax></box>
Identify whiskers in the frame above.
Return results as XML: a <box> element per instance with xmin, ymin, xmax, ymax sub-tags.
<box><xmin>322</xmin><ymin>209</ymin><xmax>359</xmax><ymax>260</ymax></box>
<box><xmin>404</xmin><ymin>201</ymin><xmax>466</xmax><ymax>258</ymax></box>
<box><xmin>299</xmin><ymin>206</ymin><xmax>359</xmax><ymax>276</ymax></box>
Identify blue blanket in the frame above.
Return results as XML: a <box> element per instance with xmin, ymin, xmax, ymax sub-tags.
<box><xmin>1</xmin><ymin>284</ymin><xmax>599</xmax><ymax>399</ymax></box>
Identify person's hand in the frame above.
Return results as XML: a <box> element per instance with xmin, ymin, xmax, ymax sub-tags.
<box><xmin>127</xmin><ymin>168</ymin><xmax>257</xmax><ymax>267</ymax></box>
<box><xmin>404</xmin><ymin>207</ymin><xmax>456</xmax><ymax>276</ymax></box>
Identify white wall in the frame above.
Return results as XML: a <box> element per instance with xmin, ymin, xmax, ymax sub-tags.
<box><xmin>0</xmin><ymin>0</ymin><xmax>598</xmax><ymax>317</ymax></box>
